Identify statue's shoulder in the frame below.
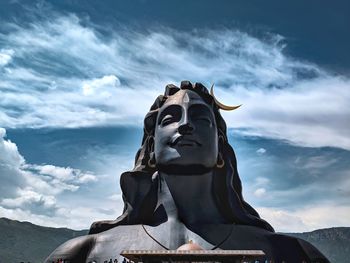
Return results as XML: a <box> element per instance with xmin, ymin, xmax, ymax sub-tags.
<box><xmin>45</xmin><ymin>234</ymin><xmax>96</xmax><ymax>263</ymax></box>
<box><xmin>208</xmin><ymin>225</ymin><xmax>329</xmax><ymax>262</ymax></box>
<box><xmin>294</xmin><ymin>235</ymin><xmax>330</xmax><ymax>262</ymax></box>
<box><xmin>267</xmin><ymin>232</ymin><xmax>330</xmax><ymax>262</ymax></box>
<box><xmin>45</xmin><ymin>224</ymin><xmax>147</xmax><ymax>263</ymax></box>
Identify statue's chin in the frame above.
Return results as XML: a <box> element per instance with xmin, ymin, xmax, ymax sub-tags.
<box><xmin>157</xmin><ymin>164</ymin><xmax>213</xmax><ymax>175</ymax></box>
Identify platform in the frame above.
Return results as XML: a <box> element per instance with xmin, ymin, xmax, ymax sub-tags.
<box><xmin>120</xmin><ymin>249</ymin><xmax>266</xmax><ymax>262</ymax></box>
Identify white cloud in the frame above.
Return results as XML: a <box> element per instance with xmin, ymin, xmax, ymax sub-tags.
<box><xmin>223</xmin><ymin>76</ymin><xmax>350</xmax><ymax>150</ymax></box>
<box><xmin>0</xmin><ymin>128</ymin><xmax>99</xmax><ymax>224</ymax></box>
<box><xmin>250</xmin><ymin>177</ymin><xmax>269</xmax><ymax>198</ymax></box>
<box><xmin>256</xmin><ymin>148</ymin><xmax>266</xmax><ymax>154</ymax></box>
<box><xmin>36</xmin><ymin>165</ymin><xmax>75</xmax><ymax>180</ymax></box>
<box><xmin>0</xmin><ymin>128</ymin><xmax>24</xmax><ymax>167</ymax></box>
<box><xmin>0</xmin><ymin>13</ymin><xmax>348</xmax><ymax>149</ymax></box>
<box><xmin>108</xmin><ymin>194</ymin><xmax>123</xmax><ymax>202</ymax></box>
<box><xmin>1</xmin><ymin>189</ymin><xmax>57</xmax><ymax>214</ymax></box>
<box><xmin>31</xmin><ymin>164</ymin><xmax>97</xmax><ymax>184</ymax></box>
<box><xmin>255</xmin><ymin>177</ymin><xmax>270</xmax><ymax>185</ymax></box>
<box><xmin>257</xmin><ymin>207</ymin><xmax>308</xmax><ymax>232</ymax></box>
<box><xmin>0</xmin><ymin>49</ymin><xmax>14</xmax><ymax>66</ymax></box>
<box><xmin>254</xmin><ymin>187</ymin><xmax>267</xmax><ymax>198</ymax></box>
<box><xmin>0</xmin><ymin>128</ymin><xmax>26</xmax><ymax>197</ymax></box>
<box><xmin>257</xmin><ymin>204</ymin><xmax>350</xmax><ymax>232</ymax></box>
<box><xmin>300</xmin><ymin>156</ymin><xmax>338</xmax><ymax>170</ymax></box>
<box><xmin>82</xmin><ymin>75</ymin><xmax>121</xmax><ymax>96</ymax></box>
<box><xmin>78</xmin><ymin>173</ymin><xmax>98</xmax><ymax>183</ymax></box>
<box><xmin>0</xmin><ymin>204</ymin><xmax>120</xmax><ymax>230</ymax></box>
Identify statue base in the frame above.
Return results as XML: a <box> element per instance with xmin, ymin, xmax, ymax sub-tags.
<box><xmin>121</xmin><ymin>249</ymin><xmax>266</xmax><ymax>263</ymax></box>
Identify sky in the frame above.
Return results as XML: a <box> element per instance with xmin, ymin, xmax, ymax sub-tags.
<box><xmin>0</xmin><ymin>0</ymin><xmax>349</xmax><ymax>232</ymax></box>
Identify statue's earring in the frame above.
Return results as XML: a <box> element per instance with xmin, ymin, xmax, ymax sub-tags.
<box><xmin>217</xmin><ymin>135</ymin><xmax>225</xmax><ymax>168</ymax></box>
<box><xmin>148</xmin><ymin>152</ymin><xmax>156</xmax><ymax>168</ymax></box>
<box><xmin>216</xmin><ymin>152</ymin><xmax>225</xmax><ymax>168</ymax></box>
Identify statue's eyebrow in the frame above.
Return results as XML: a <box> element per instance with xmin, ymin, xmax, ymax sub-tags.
<box><xmin>157</xmin><ymin>104</ymin><xmax>182</xmax><ymax>124</ymax></box>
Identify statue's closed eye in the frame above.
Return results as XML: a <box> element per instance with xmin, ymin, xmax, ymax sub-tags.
<box><xmin>194</xmin><ymin>117</ymin><xmax>212</xmax><ymax>125</ymax></box>
<box><xmin>161</xmin><ymin>115</ymin><xmax>175</xmax><ymax>126</ymax></box>
<box><xmin>190</xmin><ymin>104</ymin><xmax>214</xmax><ymax>126</ymax></box>
<box><xmin>158</xmin><ymin>105</ymin><xmax>182</xmax><ymax>126</ymax></box>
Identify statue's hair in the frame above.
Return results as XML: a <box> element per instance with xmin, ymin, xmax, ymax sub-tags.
<box><xmin>89</xmin><ymin>82</ymin><xmax>274</xmax><ymax>234</ymax></box>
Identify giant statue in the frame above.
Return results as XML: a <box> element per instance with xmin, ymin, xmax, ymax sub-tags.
<box><xmin>46</xmin><ymin>81</ymin><xmax>329</xmax><ymax>262</ymax></box>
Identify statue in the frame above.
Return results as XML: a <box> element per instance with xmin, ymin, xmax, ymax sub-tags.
<box><xmin>45</xmin><ymin>81</ymin><xmax>329</xmax><ymax>263</ymax></box>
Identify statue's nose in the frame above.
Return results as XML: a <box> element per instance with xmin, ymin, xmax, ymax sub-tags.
<box><xmin>178</xmin><ymin>122</ymin><xmax>194</xmax><ymax>135</ymax></box>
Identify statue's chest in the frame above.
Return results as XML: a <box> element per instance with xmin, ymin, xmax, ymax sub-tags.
<box><xmin>113</xmin><ymin>221</ymin><xmax>234</xmax><ymax>249</ymax></box>
<box><xmin>140</xmin><ymin>219</ymin><xmax>220</xmax><ymax>250</ymax></box>
<box><xmin>86</xmin><ymin>222</ymin><xmax>229</xmax><ymax>262</ymax></box>
<box><xmin>86</xmin><ymin>223</ymin><xmax>280</xmax><ymax>263</ymax></box>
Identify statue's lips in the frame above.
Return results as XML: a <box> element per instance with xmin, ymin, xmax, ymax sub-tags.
<box><xmin>169</xmin><ymin>136</ymin><xmax>202</xmax><ymax>147</ymax></box>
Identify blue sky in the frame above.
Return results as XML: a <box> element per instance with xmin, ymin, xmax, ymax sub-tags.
<box><xmin>0</xmin><ymin>0</ymin><xmax>349</xmax><ymax>232</ymax></box>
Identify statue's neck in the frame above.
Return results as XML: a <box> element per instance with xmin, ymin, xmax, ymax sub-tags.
<box><xmin>158</xmin><ymin>170</ymin><xmax>227</xmax><ymax>225</ymax></box>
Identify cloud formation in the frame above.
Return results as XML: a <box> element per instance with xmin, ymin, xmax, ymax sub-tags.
<box><xmin>223</xmin><ymin>76</ymin><xmax>350</xmax><ymax>149</ymax></box>
<box><xmin>0</xmin><ymin>14</ymin><xmax>349</xmax><ymax>149</ymax></box>
<box><xmin>0</xmin><ymin>10</ymin><xmax>349</xmax><ymax>231</ymax></box>
<box><xmin>82</xmin><ymin>75</ymin><xmax>121</xmax><ymax>96</ymax></box>
<box><xmin>257</xmin><ymin>204</ymin><xmax>350</xmax><ymax>232</ymax></box>
<box><xmin>234</xmin><ymin>136</ymin><xmax>350</xmax><ymax>231</ymax></box>
<box><xmin>0</xmin><ymin>127</ymin><xmax>101</xmax><ymax>227</ymax></box>
<box><xmin>0</xmin><ymin>49</ymin><xmax>14</xmax><ymax>66</ymax></box>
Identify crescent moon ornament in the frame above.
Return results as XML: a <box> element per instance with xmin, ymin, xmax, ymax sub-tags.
<box><xmin>210</xmin><ymin>84</ymin><xmax>242</xmax><ymax>111</ymax></box>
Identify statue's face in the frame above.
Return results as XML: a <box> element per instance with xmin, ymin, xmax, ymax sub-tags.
<box><xmin>154</xmin><ymin>90</ymin><xmax>218</xmax><ymax>170</ymax></box>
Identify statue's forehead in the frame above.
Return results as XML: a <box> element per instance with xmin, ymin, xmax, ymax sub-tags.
<box><xmin>162</xmin><ymin>90</ymin><xmax>206</xmax><ymax>106</ymax></box>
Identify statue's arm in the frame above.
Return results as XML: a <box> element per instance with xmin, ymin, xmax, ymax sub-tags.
<box><xmin>44</xmin><ymin>235</ymin><xmax>95</xmax><ymax>263</ymax></box>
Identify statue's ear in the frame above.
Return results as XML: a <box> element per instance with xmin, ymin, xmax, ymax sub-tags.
<box><xmin>144</xmin><ymin>111</ymin><xmax>158</xmax><ymax>136</ymax></box>
<box><xmin>147</xmin><ymin>135</ymin><xmax>155</xmax><ymax>153</ymax></box>
<box><xmin>147</xmin><ymin>136</ymin><xmax>157</xmax><ymax>168</ymax></box>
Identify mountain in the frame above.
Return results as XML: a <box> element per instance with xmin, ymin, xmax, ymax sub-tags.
<box><xmin>0</xmin><ymin>217</ymin><xmax>349</xmax><ymax>263</ymax></box>
<box><xmin>287</xmin><ymin>228</ymin><xmax>350</xmax><ymax>263</ymax></box>
<box><xmin>0</xmin><ymin>217</ymin><xmax>88</xmax><ymax>263</ymax></box>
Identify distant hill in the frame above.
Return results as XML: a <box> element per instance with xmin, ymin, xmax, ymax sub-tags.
<box><xmin>0</xmin><ymin>217</ymin><xmax>87</xmax><ymax>263</ymax></box>
<box><xmin>0</xmin><ymin>217</ymin><xmax>349</xmax><ymax>263</ymax></box>
<box><xmin>287</xmin><ymin>227</ymin><xmax>350</xmax><ymax>263</ymax></box>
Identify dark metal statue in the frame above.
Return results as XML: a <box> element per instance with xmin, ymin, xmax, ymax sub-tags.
<box><xmin>45</xmin><ymin>81</ymin><xmax>329</xmax><ymax>263</ymax></box>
